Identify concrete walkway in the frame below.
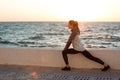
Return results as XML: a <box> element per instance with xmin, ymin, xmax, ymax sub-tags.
<box><xmin>0</xmin><ymin>65</ymin><xmax>120</xmax><ymax>80</ymax></box>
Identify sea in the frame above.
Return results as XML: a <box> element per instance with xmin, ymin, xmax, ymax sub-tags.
<box><xmin>0</xmin><ymin>22</ymin><xmax>120</xmax><ymax>49</ymax></box>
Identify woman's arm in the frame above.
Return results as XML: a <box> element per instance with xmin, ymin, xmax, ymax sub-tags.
<box><xmin>64</xmin><ymin>29</ymin><xmax>77</xmax><ymax>50</ymax></box>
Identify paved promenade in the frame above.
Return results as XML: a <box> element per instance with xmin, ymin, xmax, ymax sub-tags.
<box><xmin>0</xmin><ymin>65</ymin><xmax>120</xmax><ymax>80</ymax></box>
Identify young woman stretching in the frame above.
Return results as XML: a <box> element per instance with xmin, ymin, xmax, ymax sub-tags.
<box><xmin>62</xmin><ymin>20</ymin><xmax>110</xmax><ymax>71</ymax></box>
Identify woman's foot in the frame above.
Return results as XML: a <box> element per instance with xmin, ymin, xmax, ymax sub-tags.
<box><xmin>101</xmin><ymin>65</ymin><xmax>110</xmax><ymax>71</ymax></box>
<box><xmin>61</xmin><ymin>66</ymin><xmax>71</xmax><ymax>71</ymax></box>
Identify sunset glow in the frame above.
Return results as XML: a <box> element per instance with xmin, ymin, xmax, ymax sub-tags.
<box><xmin>0</xmin><ymin>0</ymin><xmax>120</xmax><ymax>21</ymax></box>
<box><xmin>53</xmin><ymin>0</ymin><xmax>109</xmax><ymax>21</ymax></box>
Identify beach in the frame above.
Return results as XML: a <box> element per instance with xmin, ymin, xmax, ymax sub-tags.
<box><xmin>0</xmin><ymin>47</ymin><xmax>120</xmax><ymax>79</ymax></box>
<box><xmin>0</xmin><ymin>47</ymin><xmax>120</xmax><ymax>69</ymax></box>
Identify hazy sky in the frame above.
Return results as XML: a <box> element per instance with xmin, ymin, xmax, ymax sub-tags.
<box><xmin>0</xmin><ymin>0</ymin><xmax>120</xmax><ymax>21</ymax></box>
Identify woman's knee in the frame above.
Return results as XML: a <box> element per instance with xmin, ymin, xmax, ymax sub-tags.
<box><xmin>62</xmin><ymin>50</ymin><xmax>67</xmax><ymax>55</ymax></box>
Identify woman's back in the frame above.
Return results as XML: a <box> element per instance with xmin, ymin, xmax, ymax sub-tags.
<box><xmin>72</xmin><ymin>34</ymin><xmax>85</xmax><ymax>51</ymax></box>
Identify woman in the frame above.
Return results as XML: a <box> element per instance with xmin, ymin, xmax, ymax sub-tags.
<box><xmin>62</xmin><ymin>20</ymin><xmax>110</xmax><ymax>71</ymax></box>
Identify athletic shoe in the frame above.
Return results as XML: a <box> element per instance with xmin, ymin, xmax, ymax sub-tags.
<box><xmin>61</xmin><ymin>66</ymin><xmax>71</xmax><ymax>71</ymax></box>
<box><xmin>101</xmin><ymin>65</ymin><xmax>110</xmax><ymax>71</ymax></box>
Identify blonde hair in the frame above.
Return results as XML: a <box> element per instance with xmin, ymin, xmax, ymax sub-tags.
<box><xmin>69</xmin><ymin>20</ymin><xmax>75</xmax><ymax>26</ymax></box>
<box><xmin>74</xmin><ymin>21</ymin><xmax>78</xmax><ymax>27</ymax></box>
<box><xmin>69</xmin><ymin>20</ymin><xmax>80</xmax><ymax>35</ymax></box>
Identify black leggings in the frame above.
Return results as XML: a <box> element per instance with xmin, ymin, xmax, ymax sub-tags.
<box><xmin>62</xmin><ymin>48</ymin><xmax>104</xmax><ymax>65</ymax></box>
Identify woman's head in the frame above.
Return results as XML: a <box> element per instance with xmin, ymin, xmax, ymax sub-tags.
<box><xmin>68</xmin><ymin>20</ymin><xmax>80</xmax><ymax>34</ymax></box>
<box><xmin>68</xmin><ymin>20</ymin><xmax>74</xmax><ymax>29</ymax></box>
<box><xmin>68</xmin><ymin>20</ymin><xmax>78</xmax><ymax>29</ymax></box>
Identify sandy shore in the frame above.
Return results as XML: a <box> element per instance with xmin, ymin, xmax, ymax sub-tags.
<box><xmin>0</xmin><ymin>47</ymin><xmax>120</xmax><ymax>69</ymax></box>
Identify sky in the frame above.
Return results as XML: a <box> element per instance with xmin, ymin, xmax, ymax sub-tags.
<box><xmin>0</xmin><ymin>0</ymin><xmax>120</xmax><ymax>22</ymax></box>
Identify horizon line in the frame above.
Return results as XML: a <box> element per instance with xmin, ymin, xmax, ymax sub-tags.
<box><xmin>0</xmin><ymin>20</ymin><xmax>120</xmax><ymax>22</ymax></box>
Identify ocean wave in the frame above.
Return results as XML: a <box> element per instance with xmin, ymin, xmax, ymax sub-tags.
<box><xmin>0</xmin><ymin>37</ymin><xmax>28</xmax><ymax>47</ymax></box>
<box><xmin>103</xmin><ymin>35</ymin><xmax>120</xmax><ymax>42</ymax></box>
<box><xmin>17</xmin><ymin>41</ymin><xmax>38</xmax><ymax>47</ymax></box>
<box><xmin>0</xmin><ymin>40</ymin><xmax>18</xmax><ymax>45</ymax></box>
<box><xmin>87</xmin><ymin>44</ymin><xmax>106</xmax><ymax>48</ymax></box>
<box><xmin>101</xmin><ymin>42</ymin><xmax>111</xmax><ymax>45</ymax></box>
<box><xmin>29</xmin><ymin>45</ymin><xmax>46</xmax><ymax>47</ymax></box>
<box><xmin>18</xmin><ymin>41</ymin><xmax>35</xmax><ymax>44</ymax></box>
<box><xmin>81</xmin><ymin>35</ymin><xmax>120</xmax><ymax>40</ymax></box>
<box><xmin>0</xmin><ymin>40</ymin><xmax>20</xmax><ymax>47</ymax></box>
<box><xmin>29</xmin><ymin>35</ymin><xmax>45</xmax><ymax>40</ymax></box>
<box><xmin>42</xmin><ymin>33</ymin><xmax>64</xmax><ymax>35</ymax></box>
